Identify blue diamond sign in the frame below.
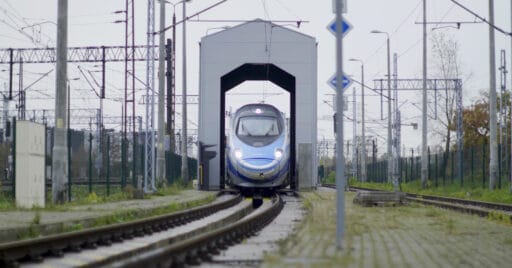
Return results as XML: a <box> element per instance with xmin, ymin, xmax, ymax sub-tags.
<box><xmin>328</xmin><ymin>73</ymin><xmax>352</xmax><ymax>91</ymax></box>
<box><xmin>327</xmin><ymin>18</ymin><xmax>353</xmax><ymax>37</ymax></box>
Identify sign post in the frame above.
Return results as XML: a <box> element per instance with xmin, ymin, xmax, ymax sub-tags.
<box><xmin>331</xmin><ymin>0</ymin><xmax>351</xmax><ymax>249</ymax></box>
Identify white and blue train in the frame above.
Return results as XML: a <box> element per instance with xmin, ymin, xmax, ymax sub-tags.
<box><xmin>226</xmin><ymin>103</ymin><xmax>290</xmax><ymax>195</ymax></box>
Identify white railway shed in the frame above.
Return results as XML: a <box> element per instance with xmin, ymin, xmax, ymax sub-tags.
<box><xmin>198</xmin><ymin>19</ymin><xmax>317</xmax><ymax>190</ymax></box>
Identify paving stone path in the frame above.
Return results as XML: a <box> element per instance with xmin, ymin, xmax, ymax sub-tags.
<box><xmin>263</xmin><ymin>187</ymin><xmax>512</xmax><ymax>268</ymax></box>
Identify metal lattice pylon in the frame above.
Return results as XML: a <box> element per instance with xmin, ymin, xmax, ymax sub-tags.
<box><xmin>373</xmin><ymin>78</ymin><xmax>464</xmax><ymax>183</ymax></box>
<box><xmin>144</xmin><ymin>0</ymin><xmax>156</xmax><ymax>193</ymax></box>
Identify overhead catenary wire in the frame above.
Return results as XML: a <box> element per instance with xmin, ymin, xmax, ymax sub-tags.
<box><xmin>449</xmin><ymin>0</ymin><xmax>512</xmax><ymax>37</ymax></box>
<box><xmin>364</xmin><ymin>0</ymin><xmax>422</xmax><ymax>64</ymax></box>
<box><xmin>157</xmin><ymin>0</ymin><xmax>229</xmax><ymax>34</ymax></box>
<box><xmin>369</xmin><ymin>2</ymin><xmax>456</xmax><ymax>78</ymax></box>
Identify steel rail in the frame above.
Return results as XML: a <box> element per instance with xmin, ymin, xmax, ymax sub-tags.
<box><xmin>107</xmin><ymin>195</ymin><xmax>284</xmax><ymax>268</ymax></box>
<box><xmin>0</xmin><ymin>194</ymin><xmax>241</xmax><ymax>266</ymax></box>
<box><xmin>323</xmin><ymin>184</ymin><xmax>512</xmax><ymax>218</ymax></box>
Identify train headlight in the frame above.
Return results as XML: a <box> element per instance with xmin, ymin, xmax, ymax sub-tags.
<box><xmin>274</xmin><ymin>149</ymin><xmax>283</xmax><ymax>159</ymax></box>
<box><xmin>234</xmin><ymin>149</ymin><xmax>243</xmax><ymax>159</ymax></box>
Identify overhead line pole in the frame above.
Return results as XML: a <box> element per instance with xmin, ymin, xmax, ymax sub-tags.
<box><xmin>510</xmin><ymin>0</ymin><xmax>512</xmax><ymax>193</ymax></box>
<box><xmin>181</xmin><ymin>0</ymin><xmax>189</xmax><ymax>184</ymax></box>
<box><xmin>360</xmin><ymin>63</ymin><xmax>367</xmax><ymax>182</ymax></box>
<box><xmin>145</xmin><ymin>0</ymin><xmax>157</xmax><ymax>193</ymax></box>
<box><xmin>52</xmin><ymin>0</ymin><xmax>68</xmax><ymax>204</ymax></box>
<box><xmin>489</xmin><ymin>0</ymin><xmax>498</xmax><ymax>190</ymax></box>
<box><xmin>165</xmin><ymin>39</ymin><xmax>174</xmax><ymax>152</ymax></box>
<box><xmin>131</xmin><ymin>0</ymin><xmax>136</xmax><ymax>189</ymax></box>
<box><xmin>352</xmin><ymin>87</ymin><xmax>357</xmax><ymax>179</ymax></box>
<box><xmin>171</xmin><ymin>11</ymin><xmax>176</xmax><ymax>152</ymax></box>
<box><xmin>421</xmin><ymin>0</ymin><xmax>428</xmax><ymax>189</ymax></box>
<box><xmin>8</xmin><ymin>49</ymin><xmax>13</xmax><ymax>99</ymax></box>
<box><xmin>386</xmin><ymin>36</ymin><xmax>392</xmax><ymax>184</ymax></box>
<box><xmin>157</xmin><ymin>0</ymin><xmax>166</xmax><ymax>185</ymax></box>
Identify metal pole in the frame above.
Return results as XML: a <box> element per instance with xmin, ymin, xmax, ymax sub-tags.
<box><xmin>18</xmin><ymin>58</ymin><xmax>24</xmax><ymax>120</ymax></box>
<box><xmin>145</xmin><ymin>0</ymin><xmax>156</xmax><ymax>193</ymax></box>
<box><xmin>100</xmin><ymin>46</ymin><xmax>105</xmax><ymax>184</ymax></box>
<box><xmin>157</xmin><ymin>0</ymin><xmax>166</xmax><ymax>184</ymax></box>
<box><xmin>360</xmin><ymin>63</ymin><xmax>367</xmax><ymax>182</ymax></box>
<box><xmin>131</xmin><ymin>0</ymin><xmax>136</xmax><ymax>189</ymax></box>
<box><xmin>172</xmin><ymin>13</ymin><xmax>176</xmax><ymax>152</ymax></box>
<box><xmin>88</xmin><ymin>132</ymin><xmax>92</xmax><ymax>193</ymax></box>
<box><xmin>393</xmin><ymin>53</ymin><xmax>399</xmax><ymax>191</ymax></box>
<box><xmin>510</xmin><ymin>0</ymin><xmax>512</xmax><ymax>193</ymax></box>
<box><xmin>489</xmin><ymin>0</ymin><xmax>498</xmax><ymax>190</ymax></box>
<box><xmin>52</xmin><ymin>0</ymin><xmax>68</xmax><ymax>204</ymax></box>
<box><xmin>67</xmin><ymin>123</ymin><xmax>71</xmax><ymax>201</ymax></box>
<box><xmin>421</xmin><ymin>0</ymin><xmax>428</xmax><ymax>189</ymax></box>
<box><xmin>166</xmin><ymin>38</ymin><xmax>173</xmax><ymax>150</ymax></box>
<box><xmin>386</xmin><ymin>36</ymin><xmax>392</xmax><ymax>184</ymax></box>
<box><xmin>106</xmin><ymin>134</ymin><xmax>110</xmax><ymax>196</ymax></box>
<box><xmin>8</xmin><ymin>49</ymin><xmax>13</xmax><ymax>100</ymax></box>
<box><xmin>12</xmin><ymin>117</ymin><xmax>15</xmax><ymax>199</ymax></box>
<box><xmin>499</xmin><ymin>50</ymin><xmax>505</xmax><ymax>188</ymax></box>
<box><xmin>352</xmin><ymin>87</ymin><xmax>356</xmax><ymax>179</ymax></box>
<box><xmin>334</xmin><ymin>0</ymin><xmax>345</xmax><ymax>250</ymax></box>
<box><xmin>181</xmin><ymin>0</ymin><xmax>189</xmax><ymax>183</ymax></box>
<box><xmin>122</xmin><ymin>0</ymin><xmax>129</xmax><ymax>189</ymax></box>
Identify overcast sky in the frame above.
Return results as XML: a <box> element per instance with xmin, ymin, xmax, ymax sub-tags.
<box><xmin>0</xmin><ymin>0</ymin><xmax>511</xmax><ymax>155</ymax></box>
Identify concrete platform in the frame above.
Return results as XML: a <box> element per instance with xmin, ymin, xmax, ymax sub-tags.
<box><xmin>0</xmin><ymin>190</ymin><xmax>216</xmax><ymax>243</ymax></box>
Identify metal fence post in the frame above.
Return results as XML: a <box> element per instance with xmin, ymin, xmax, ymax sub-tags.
<box><xmin>483</xmin><ymin>142</ymin><xmax>486</xmax><ymax>188</ymax></box>
<box><xmin>44</xmin><ymin>124</ymin><xmax>48</xmax><ymax>201</ymax></box>
<box><xmin>106</xmin><ymin>134</ymin><xmax>110</xmax><ymax>196</ymax></box>
<box><xmin>417</xmin><ymin>156</ymin><xmax>420</xmax><ymax>181</ymax></box>
<box><xmin>443</xmin><ymin>152</ymin><xmax>447</xmax><ymax>186</ymax></box>
<box><xmin>12</xmin><ymin>117</ymin><xmax>16</xmax><ymax>200</ymax></box>
<box><xmin>498</xmin><ymin>143</ymin><xmax>502</xmax><ymax>189</ymax></box>
<box><xmin>121</xmin><ymin>137</ymin><xmax>126</xmax><ymax>188</ymax></box>
<box><xmin>132</xmin><ymin>132</ymin><xmax>137</xmax><ymax>187</ymax></box>
<box><xmin>411</xmin><ymin>149</ymin><xmax>414</xmax><ymax>182</ymax></box>
<box><xmin>435</xmin><ymin>152</ymin><xmax>438</xmax><ymax>187</ymax></box>
<box><xmin>67</xmin><ymin>128</ymin><xmax>71</xmax><ymax>201</ymax></box>
<box><xmin>404</xmin><ymin>157</ymin><xmax>408</xmax><ymax>182</ymax></box>
<box><xmin>428</xmin><ymin>146</ymin><xmax>431</xmax><ymax>183</ymax></box>
<box><xmin>88</xmin><ymin>132</ymin><xmax>92</xmax><ymax>194</ymax></box>
<box><xmin>460</xmin><ymin>147</ymin><xmax>464</xmax><ymax>187</ymax></box>
<box><xmin>399</xmin><ymin>157</ymin><xmax>403</xmax><ymax>184</ymax></box>
<box><xmin>451</xmin><ymin>150</ymin><xmax>454</xmax><ymax>184</ymax></box>
<box><xmin>471</xmin><ymin>146</ymin><xmax>474</xmax><ymax>184</ymax></box>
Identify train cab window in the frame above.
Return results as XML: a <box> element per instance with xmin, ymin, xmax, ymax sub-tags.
<box><xmin>237</xmin><ymin>116</ymin><xmax>280</xmax><ymax>137</ymax></box>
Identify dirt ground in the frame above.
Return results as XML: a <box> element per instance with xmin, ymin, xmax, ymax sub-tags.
<box><xmin>263</xmin><ymin>188</ymin><xmax>512</xmax><ymax>268</ymax></box>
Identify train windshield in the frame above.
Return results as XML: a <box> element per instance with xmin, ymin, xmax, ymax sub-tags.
<box><xmin>237</xmin><ymin>116</ymin><xmax>280</xmax><ymax>137</ymax></box>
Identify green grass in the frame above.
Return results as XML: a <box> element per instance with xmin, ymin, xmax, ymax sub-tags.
<box><xmin>0</xmin><ymin>181</ymin><xmax>196</xmax><ymax>212</ymax></box>
<box><xmin>89</xmin><ymin>194</ymin><xmax>215</xmax><ymax>228</ymax></box>
<box><xmin>0</xmin><ymin>192</ymin><xmax>16</xmax><ymax>210</ymax></box>
<box><xmin>349</xmin><ymin>178</ymin><xmax>512</xmax><ymax>204</ymax></box>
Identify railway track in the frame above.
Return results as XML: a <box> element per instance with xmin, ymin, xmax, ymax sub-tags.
<box><xmin>323</xmin><ymin>183</ymin><xmax>512</xmax><ymax>219</ymax></box>
<box><xmin>0</xmin><ymin>193</ymin><xmax>283</xmax><ymax>267</ymax></box>
<box><xmin>0</xmin><ymin>193</ymin><xmax>240</xmax><ymax>267</ymax></box>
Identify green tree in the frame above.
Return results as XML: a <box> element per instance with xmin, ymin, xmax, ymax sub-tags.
<box><xmin>428</xmin><ymin>31</ymin><xmax>465</xmax><ymax>177</ymax></box>
<box><xmin>460</xmin><ymin>91</ymin><xmax>511</xmax><ymax>148</ymax></box>
<box><xmin>461</xmin><ymin>99</ymin><xmax>489</xmax><ymax>147</ymax></box>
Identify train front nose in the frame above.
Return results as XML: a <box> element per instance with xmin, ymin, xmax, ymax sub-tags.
<box><xmin>238</xmin><ymin>158</ymin><xmax>279</xmax><ymax>180</ymax></box>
